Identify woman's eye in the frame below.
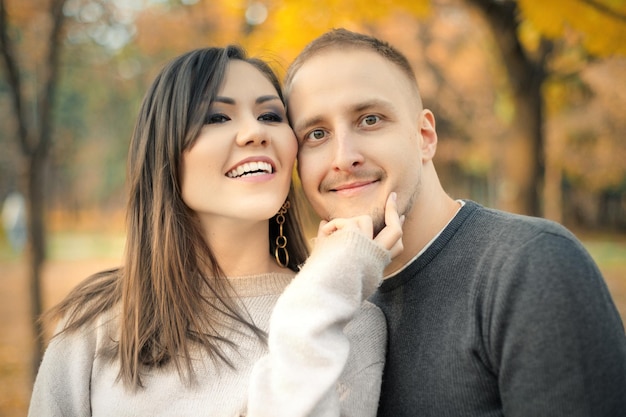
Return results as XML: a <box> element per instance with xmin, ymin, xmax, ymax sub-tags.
<box><xmin>259</xmin><ymin>112</ymin><xmax>283</xmax><ymax>123</ymax></box>
<box><xmin>305</xmin><ymin>129</ymin><xmax>326</xmax><ymax>141</ymax></box>
<box><xmin>205</xmin><ymin>113</ymin><xmax>230</xmax><ymax>124</ymax></box>
<box><xmin>361</xmin><ymin>115</ymin><xmax>380</xmax><ymax>126</ymax></box>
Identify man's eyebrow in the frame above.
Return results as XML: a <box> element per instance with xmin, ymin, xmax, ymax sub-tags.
<box><xmin>353</xmin><ymin>98</ymin><xmax>395</xmax><ymax>113</ymax></box>
<box><xmin>292</xmin><ymin>99</ymin><xmax>395</xmax><ymax>133</ymax></box>
<box><xmin>293</xmin><ymin>116</ymin><xmax>325</xmax><ymax>135</ymax></box>
<box><xmin>213</xmin><ymin>95</ymin><xmax>281</xmax><ymax>105</ymax></box>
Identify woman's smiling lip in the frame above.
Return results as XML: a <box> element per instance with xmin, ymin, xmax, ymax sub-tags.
<box><xmin>225</xmin><ymin>156</ymin><xmax>276</xmax><ymax>179</ymax></box>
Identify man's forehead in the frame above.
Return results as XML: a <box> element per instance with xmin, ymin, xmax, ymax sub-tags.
<box><xmin>288</xmin><ymin>50</ymin><xmax>387</xmax><ymax>106</ymax></box>
<box><xmin>287</xmin><ymin>48</ymin><xmax>414</xmax><ymax>101</ymax></box>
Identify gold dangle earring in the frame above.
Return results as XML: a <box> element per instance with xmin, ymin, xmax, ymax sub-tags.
<box><xmin>274</xmin><ymin>201</ymin><xmax>290</xmax><ymax>268</ymax></box>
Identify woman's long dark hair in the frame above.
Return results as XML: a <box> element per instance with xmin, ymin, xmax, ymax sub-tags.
<box><xmin>42</xmin><ymin>46</ymin><xmax>309</xmax><ymax>388</ymax></box>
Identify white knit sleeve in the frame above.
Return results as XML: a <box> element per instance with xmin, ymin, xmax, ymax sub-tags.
<box><xmin>247</xmin><ymin>229</ymin><xmax>390</xmax><ymax>417</ymax></box>
<box><xmin>28</xmin><ymin>319</ymin><xmax>97</xmax><ymax>417</ymax></box>
<box><xmin>337</xmin><ymin>301</ymin><xmax>386</xmax><ymax>417</ymax></box>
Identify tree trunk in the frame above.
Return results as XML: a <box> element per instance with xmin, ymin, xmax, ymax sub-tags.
<box><xmin>543</xmin><ymin>122</ymin><xmax>564</xmax><ymax>223</ymax></box>
<box><xmin>26</xmin><ymin>152</ymin><xmax>47</xmax><ymax>379</ymax></box>
<box><xmin>466</xmin><ymin>0</ymin><xmax>547</xmax><ymax>216</ymax></box>
<box><xmin>0</xmin><ymin>0</ymin><xmax>67</xmax><ymax>381</ymax></box>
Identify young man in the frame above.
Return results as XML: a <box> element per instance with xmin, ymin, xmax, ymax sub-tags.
<box><xmin>285</xmin><ymin>28</ymin><xmax>626</xmax><ymax>416</ymax></box>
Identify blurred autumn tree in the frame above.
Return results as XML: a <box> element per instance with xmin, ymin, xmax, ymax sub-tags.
<box><xmin>0</xmin><ymin>0</ymin><xmax>144</xmax><ymax>378</ymax></box>
<box><xmin>240</xmin><ymin>0</ymin><xmax>626</xmax><ymax>217</ymax></box>
<box><xmin>0</xmin><ymin>0</ymin><xmax>67</xmax><ymax>378</ymax></box>
<box><xmin>469</xmin><ymin>0</ymin><xmax>626</xmax><ymax>217</ymax></box>
<box><xmin>121</xmin><ymin>0</ymin><xmax>626</xmax><ymax>219</ymax></box>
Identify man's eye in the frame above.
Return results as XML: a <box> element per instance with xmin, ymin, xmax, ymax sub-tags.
<box><xmin>259</xmin><ymin>112</ymin><xmax>283</xmax><ymax>123</ymax></box>
<box><xmin>305</xmin><ymin>129</ymin><xmax>326</xmax><ymax>141</ymax></box>
<box><xmin>206</xmin><ymin>114</ymin><xmax>229</xmax><ymax>124</ymax></box>
<box><xmin>361</xmin><ymin>115</ymin><xmax>380</xmax><ymax>126</ymax></box>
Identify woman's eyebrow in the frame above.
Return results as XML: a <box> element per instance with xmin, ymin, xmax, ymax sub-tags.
<box><xmin>213</xmin><ymin>96</ymin><xmax>235</xmax><ymax>105</ymax></box>
<box><xmin>257</xmin><ymin>94</ymin><xmax>281</xmax><ymax>104</ymax></box>
<box><xmin>212</xmin><ymin>95</ymin><xmax>281</xmax><ymax>105</ymax></box>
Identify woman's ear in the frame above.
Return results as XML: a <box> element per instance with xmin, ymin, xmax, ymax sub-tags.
<box><xmin>419</xmin><ymin>109</ymin><xmax>437</xmax><ymax>161</ymax></box>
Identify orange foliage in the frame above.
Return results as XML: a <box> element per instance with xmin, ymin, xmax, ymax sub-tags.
<box><xmin>241</xmin><ymin>0</ymin><xmax>430</xmax><ymax>69</ymax></box>
<box><xmin>547</xmin><ymin>57</ymin><xmax>626</xmax><ymax>191</ymax></box>
<box><xmin>128</xmin><ymin>0</ymin><xmax>626</xmax><ymax>69</ymax></box>
<box><xmin>518</xmin><ymin>0</ymin><xmax>626</xmax><ymax>56</ymax></box>
<box><xmin>132</xmin><ymin>1</ymin><xmax>241</xmax><ymax>57</ymax></box>
<box><xmin>127</xmin><ymin>0</ymin><xmax>626</xmax><ymax>198</ymax></box>
<box><xmin>127</xmin><ymin>0</ymin><xmax>431</xmax><ymax>78</ymax></box>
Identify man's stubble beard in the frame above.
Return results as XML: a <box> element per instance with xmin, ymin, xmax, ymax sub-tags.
<box><xmin>372</xmin><ymin>176</ymin><xmax>421</xmax><ymax>237</ymax></box>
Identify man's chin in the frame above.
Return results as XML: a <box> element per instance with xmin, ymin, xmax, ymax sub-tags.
<box><xmin>327</xmin><ymin>207</ymin><xmax>386</xmax><ymax>235</ymax></box>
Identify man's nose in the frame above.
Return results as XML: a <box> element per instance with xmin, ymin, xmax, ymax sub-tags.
<box><xmin>332</xmin><ymin>128</ymin><xmax>364</xmax><ymax>171</ymax></box>
<box><xmin>236</xmin><ymin>118</ymin><xmax>270</xmax><ymax>147</ymax></box>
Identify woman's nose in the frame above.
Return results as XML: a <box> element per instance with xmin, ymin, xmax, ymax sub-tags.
<box><xmin>236</xmin><ymin>118</ymin><xmax>270</xmax><ymax>147</ymax></box>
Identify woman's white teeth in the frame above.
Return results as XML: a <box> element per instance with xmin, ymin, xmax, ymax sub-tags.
<box><xmin>227</xmin><ymin>161</ymin><xmax>273</xmax><ymax>178</ymax></box>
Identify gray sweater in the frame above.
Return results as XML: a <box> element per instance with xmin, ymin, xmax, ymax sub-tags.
<box><xmin>371</xmin><ymin>200</ymin><xmax>626</xmax><ymax>417</ymax></box>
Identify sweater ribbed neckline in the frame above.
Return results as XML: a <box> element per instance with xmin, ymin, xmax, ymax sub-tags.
<box><xmin>219</xmin><ymin>272</ymin><xmax>295</xmax><ymax>298</ymax></box>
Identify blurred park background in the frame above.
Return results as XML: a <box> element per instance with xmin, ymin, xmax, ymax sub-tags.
<box><xmin>1</xmin><ymin>0</ymin><xmax>625</xmax><ymax>415</ymax></box>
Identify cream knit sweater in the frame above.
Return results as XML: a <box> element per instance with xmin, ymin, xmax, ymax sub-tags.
<box><xmin>28</xmin><ymin>230</ymin><xmax>389</xmax><ymax>417</ymax></box>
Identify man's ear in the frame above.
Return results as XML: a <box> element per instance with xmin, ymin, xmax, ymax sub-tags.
<box><xmin>419</xmin><ymin>109</ymin><xmax>437</xmax><ymax>161</ymax></box>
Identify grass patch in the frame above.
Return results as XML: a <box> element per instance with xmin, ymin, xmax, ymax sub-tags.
<box><xmin>582</xmin><ymin>240</ymin><xmax>626</xmax><ymax>268</ymax></box>
<box><xmin>47</xmin><ymin>232</ymin><xmax>126</xmax><ymax>261</ymax></box>
<box><xmin>0</xmin><ymin>231</ymin><xmax>126</xmax><ymax>263</ymax></box>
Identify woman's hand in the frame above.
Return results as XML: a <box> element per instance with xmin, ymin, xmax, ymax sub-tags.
<box><xmin>374</xmin><ymin>192</ymin><xmax>404</xmax><ymax>259</ymax></box>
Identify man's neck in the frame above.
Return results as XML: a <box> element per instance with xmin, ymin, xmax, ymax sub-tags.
<box><xmin>384</xmin><ymin>195</ymin><xmax>461</xmax><ymax>276</ymax></box>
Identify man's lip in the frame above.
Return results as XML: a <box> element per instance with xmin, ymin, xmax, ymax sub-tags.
<box><xmin>330</xmin><ymin>180</ymin><xmax>377</xmax><ymax>192</ymax></box>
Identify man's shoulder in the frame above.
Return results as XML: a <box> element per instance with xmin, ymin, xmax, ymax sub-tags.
<box><xmin>458</xmin><ymin>201</ymin><xmax>598</xmax><ymax>284</ymax></box>
<box><xmin>461</xmin><ymin>200</ymin><xmax>576</xmax><ymax>243</ymax></box>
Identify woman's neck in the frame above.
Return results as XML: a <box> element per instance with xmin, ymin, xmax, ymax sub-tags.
<box><xmin>200</xmin><ymin>217</ymin><xmax>288</xmax><ymax>277</ymax></box>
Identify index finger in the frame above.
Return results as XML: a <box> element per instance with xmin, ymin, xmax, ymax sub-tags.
<box><xmin>374</xmin><ymin>192</ymin><xmax>403</xmax><ymax>252</ymax></box>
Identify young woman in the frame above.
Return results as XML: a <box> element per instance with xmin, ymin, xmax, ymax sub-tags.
<box><xmin>28</xmin><ymin>46</ymin><xmax>402</xmax><ymax>417</ymax></box>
